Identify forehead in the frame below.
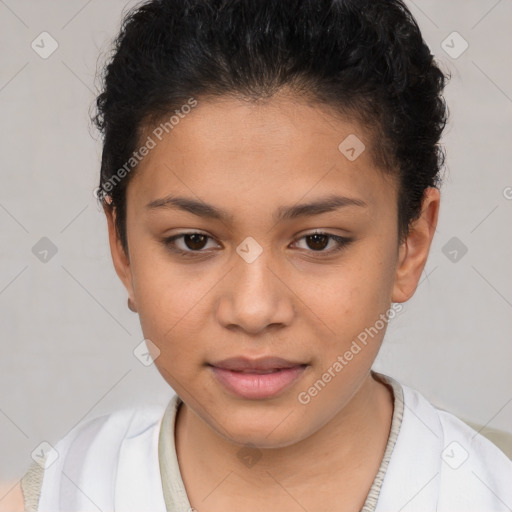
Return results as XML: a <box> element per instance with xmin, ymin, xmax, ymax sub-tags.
<box><xmin>128</xmin><ymin>94</ymin><xmax>397</xmax><ymax>215</ymax></box>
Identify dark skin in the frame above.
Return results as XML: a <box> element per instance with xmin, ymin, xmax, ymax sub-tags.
<box><xmin>0</xmin><ymin>93</ymin><xmax>439</xmax><ymax>512</ymax></box>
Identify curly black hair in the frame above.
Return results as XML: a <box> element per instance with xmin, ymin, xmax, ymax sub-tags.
<box><xmin>93</xmin><ymin>0</ymin><xmax>449</xmax><ymax>256</ymax></box>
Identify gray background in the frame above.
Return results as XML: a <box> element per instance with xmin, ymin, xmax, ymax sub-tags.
<box><xmin>0</xmin><ymin>0</ymin><xmax>511</xmax><ymax>480</ymax></box>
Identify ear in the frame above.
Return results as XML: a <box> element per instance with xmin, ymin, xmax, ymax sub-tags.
<box><xmin>392</xmin><ymin>187</ymin><xmax>440</xmax><ymax>303</ymax></box>
<box><xmin>104</xmin><ymin>205</ymin><xmax>136</xmax><ymax>306</ymax></box>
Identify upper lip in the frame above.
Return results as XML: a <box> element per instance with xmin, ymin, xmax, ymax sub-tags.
<box><xmin>209</xmin><ymin>356</ymin><xmax>306</xmax><ymax>371</ymax></box>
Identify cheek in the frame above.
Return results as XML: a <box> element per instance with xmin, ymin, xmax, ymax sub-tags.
<box><xmin>299</xmin><ymin>248</ymin><xmax>396</xmax><ymax>341</ymax></box>
<box><xmin>135</xmin><ymin>268</ymin><xmax>208</xmax><ymax>395</ymax></box>
<box><xmin>129</xmin><ymin>245</ymin><xmax>209</xmax><ymax>358</ymax></box>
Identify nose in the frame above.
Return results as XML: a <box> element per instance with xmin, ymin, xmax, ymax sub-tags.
<box><xmin>216</xmin><ymin>243</ymin><xmax>295</xmax><ymax>335</ymax></box>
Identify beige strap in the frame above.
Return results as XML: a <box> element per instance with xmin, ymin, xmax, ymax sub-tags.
<box><xmin>360</xmin><ymin>371</ymin><xmax>405</xmax><ymax>512</ymax></box>
<box><xmin>19</xmin><ymin>456</ymin><xmax>46</xmax><ymax>512</ymax></box>
<box><xmin>158</xmin><ymin>395</ymin><xmax>192</xmax><ymax>512</ymax></box>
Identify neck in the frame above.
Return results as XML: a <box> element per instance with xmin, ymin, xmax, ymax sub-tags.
<box><xmin>175</xmin><ymin>372</ymin><xmax>394</xmax><ymax>509</ymax></box>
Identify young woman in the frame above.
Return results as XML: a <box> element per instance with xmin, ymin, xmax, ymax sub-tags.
<box><xmin>7</xmin><ymin>0</ymin><xmax>512</xmax><ymax>511</ymax></box>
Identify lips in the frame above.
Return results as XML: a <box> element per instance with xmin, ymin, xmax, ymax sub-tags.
<box><xmin>208</xmin><ymin>356</ymin><xmax>308</xmax><ymax>399</ymax></box>
<box><xmin>209</xmin><ymin>356</ymin><xmax>305</xmax><ymax>372</ymax></box>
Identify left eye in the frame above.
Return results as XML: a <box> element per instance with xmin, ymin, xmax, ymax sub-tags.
<box><xmin>162</xmin><ymin>231</ymin><xmax>352</xmax><ymax>257</ymax></box>
<box><xmin>291</xmin><ymin>232</ymin><xmax>352</xmax><ymax>253</ymax></box>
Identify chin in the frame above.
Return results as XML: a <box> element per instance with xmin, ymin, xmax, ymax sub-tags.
<box><xmin>210</xmin><ymin>405</ymin><xmax>310</xmax><ymax>449</ymax></box>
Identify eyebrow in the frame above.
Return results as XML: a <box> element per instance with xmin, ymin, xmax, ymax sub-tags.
<box><xmin>145</xmin><ymin>194</ymin><xmax>367</xmax><ymax>222</ymax></box>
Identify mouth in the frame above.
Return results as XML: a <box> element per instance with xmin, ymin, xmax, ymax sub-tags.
<box><xmin>207</xmin><ymin>357</ymin><xmax>309</xmax><ymax>399</ymax></box>
<box><xmin>224</xmin><ymin>368</ymin><xmax>293</xmax><ymax>374</ymax></box>
<box><xmin>208</xmin><ymin>356</ymin><xmax>307</xmax><ymax>372</ymax></box>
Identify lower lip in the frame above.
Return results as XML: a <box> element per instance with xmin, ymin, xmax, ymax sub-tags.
<box><xmin>209</xmin><ymin>365</ymin><xmax>307</xmax><ymax>400</ymax></box>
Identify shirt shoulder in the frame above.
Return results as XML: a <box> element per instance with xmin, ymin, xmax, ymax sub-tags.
<box><xmin>20</xmin><ymin>402</ymin><xmax>169</xmax><ymax>512</ymax></box>
<box><xmin>401</xmin><ymin>380</ymin><xmax>512</xmax><ymax>510</ymax></box>
<box><xmin>374</xmin><ymin>374</ymin><xmax>512</xmax><ymax>511</ymax></box>
<box><xmin>403</xmin><ymin>382</ymin><xmax>512</xmax><ymax>467</ymax></box>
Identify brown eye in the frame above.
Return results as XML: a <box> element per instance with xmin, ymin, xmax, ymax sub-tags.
<box><xmin>182</xmin><ymin>233</ymin><xmax>208</xmax><ymax>250</ymax></box>
<box><xmin>292</xmin><ymin>232</ymin><xmax>353</xmax><ymax>255</ymax></box>
<box><xmin>162</xmin><ymin>232</ymin><xmax>219</xmax><ymax>257</ymax></box>
<box><xmin>305</xmin><ymin>233</ymin><xmax>330</xmax><ymax>251</ymax></box>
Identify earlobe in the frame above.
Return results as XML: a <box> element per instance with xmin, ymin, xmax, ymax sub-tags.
<box><xmin>392</xmin><ymin>187</ymin><xmax>440</xmax><ymax>303</ymax></box>
<box><xmin>104</xmin><ymin>206</ymin><xmax>136</xmax><ymax>302</ymax></box>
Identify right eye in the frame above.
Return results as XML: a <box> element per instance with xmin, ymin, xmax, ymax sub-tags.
<box><xmin>161</xmin><ymin>232</ymin><xmax>221</xmax><ymax>257</ymax></box>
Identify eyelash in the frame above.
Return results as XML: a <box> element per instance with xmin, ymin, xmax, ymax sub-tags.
<box><xmin>161</xmin><ymin>231</ymin><xmax>353</xmax><ymax>258</ymax></box>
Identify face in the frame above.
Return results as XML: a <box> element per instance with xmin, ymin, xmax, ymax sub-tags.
<box><xmin>106</xmin><ymin>93</ymin><xmax>439</xmax><ymax>448</ymax></box>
